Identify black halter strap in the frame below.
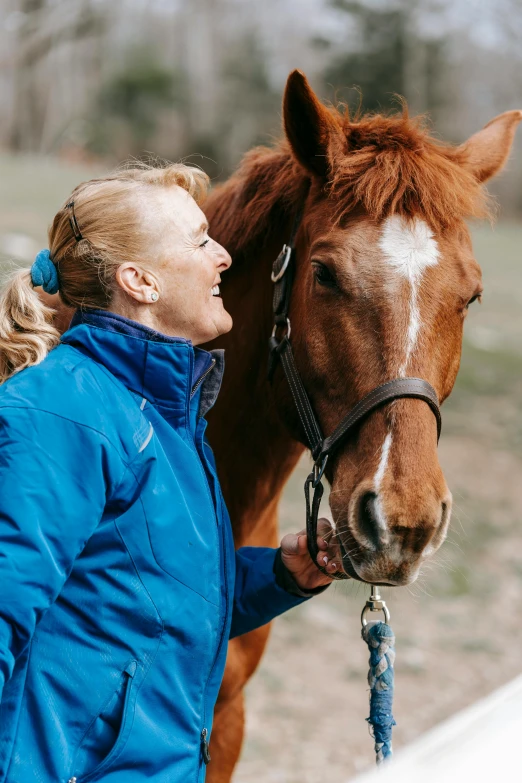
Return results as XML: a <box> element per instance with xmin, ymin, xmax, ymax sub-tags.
<box><xmin>268</xmin><ymin>195</ymin><xmax>442</xmax><ymax>581</ymax></box>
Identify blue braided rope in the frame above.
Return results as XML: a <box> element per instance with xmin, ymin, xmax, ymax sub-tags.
<box><xmin>362</xmin><ymin>621</ymin><xmax>396</xmax><ymax>763</ymax></box>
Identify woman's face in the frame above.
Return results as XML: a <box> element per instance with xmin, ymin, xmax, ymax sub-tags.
<box><xmin>115</xmin><ymin>185</ymin><xmax>233</xmax><ymax>345</ymax></box>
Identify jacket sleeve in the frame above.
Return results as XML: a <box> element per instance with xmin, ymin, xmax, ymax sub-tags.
<box><xmin>229</xmin><ymin>545</ymin><xmax>327</xmax><ymax>639</ymax></box>
<box><xmin>0</xmin><ymin>407</ymin><xmax>123</xmax><ymax>701</ymax></box>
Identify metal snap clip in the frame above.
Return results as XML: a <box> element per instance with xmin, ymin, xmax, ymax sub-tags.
<box><xmin>361</xmin><ymin>584</ymin><xmax>391</xmax><ymax>627</ymax></box>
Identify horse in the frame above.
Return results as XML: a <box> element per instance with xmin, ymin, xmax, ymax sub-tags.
<box><xmin>202</xmin><ymin>70</ymin><xmax>521</xmax><ymax>782</ymax></box>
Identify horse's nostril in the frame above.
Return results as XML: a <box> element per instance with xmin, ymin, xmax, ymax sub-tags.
<box><xmin>356</xmin><ymin>491</ymin><xmax>382</xmax><ymax>550</ymax></box>
<box><xmin>425</xmin><ymin>498</ymin><xmax>451</xmax><ymax>555</ymax></box>
<box><xmin>441</xmin><ymin>501</ymin><xmax>450</xmax><ymax>526</ymax></box>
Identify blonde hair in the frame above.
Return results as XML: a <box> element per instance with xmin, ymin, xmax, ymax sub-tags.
<box><xmin>0</xmin><ymin>162</ymin><xmax>209</xmax><ymax>384</ymax></box>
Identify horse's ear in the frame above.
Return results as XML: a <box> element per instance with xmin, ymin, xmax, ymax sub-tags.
<box><xmin>458</xmin><ymin>110</ymin><xmax>522</xmax><ymax>183</ymax></box>
<box><xmin>283</xmin><ymin>69</ymin><xmax>343</xmax><ymax>177</ymax></box>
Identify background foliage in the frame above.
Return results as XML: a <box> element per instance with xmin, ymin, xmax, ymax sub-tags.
<box><xmin>1</xmin><ymin>0</ymin><xmax>522</xmax><ymax>208</ymax></box>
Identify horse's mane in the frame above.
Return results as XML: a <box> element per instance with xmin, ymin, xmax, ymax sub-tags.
<box><xmin>206</xmin><ymin>107</ymin><xmax>490</xmax><ymax>260</ymax></box>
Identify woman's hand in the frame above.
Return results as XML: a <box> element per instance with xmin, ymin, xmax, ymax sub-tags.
<box><xmin>280</xmin><ymin>518</ymin><xmax>341</xmax><ymax>591</ymax></box>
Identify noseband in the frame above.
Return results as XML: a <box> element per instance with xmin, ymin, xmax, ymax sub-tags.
<box><xmin>268</xmin><ymin>194</ymin><xmax>441</xmax><ymax>581</ymax></box>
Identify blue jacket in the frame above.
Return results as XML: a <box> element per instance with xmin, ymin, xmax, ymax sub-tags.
<box><xmin>0</xmin><ymin>310</ymin><xmax>310</xmax><ymax>783</ymax></box>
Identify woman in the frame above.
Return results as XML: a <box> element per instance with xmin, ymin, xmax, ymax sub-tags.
<box><xmin>0</xmin><ymin>163</ymin><xmax>338</xmax><ymax>783</ymax></box>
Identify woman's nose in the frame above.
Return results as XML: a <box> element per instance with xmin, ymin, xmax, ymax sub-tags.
<box><xmin>215</xmin><ymin>241</ymin><xmax>232</xmax><ymax>271</ymax></box>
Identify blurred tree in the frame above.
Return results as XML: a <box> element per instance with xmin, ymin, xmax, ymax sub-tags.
<box><xmin>178</xmin><ymin>1</ymin><xmax>280</xmax><ymax>179</ymax></box>
<box><xmin>324</xmin><ymin>0</ymin><xmax>408</xmax><ymax>110</ymax></box>
<box><xmin>86</xmin><ymin>49</ymin><xmax>186</xmax><ymax>159</ymax></box>
<box><xmin>9</xmin><ymin>0</ymin><xmax>104</xmax><ymax>151</ymax></box>
<box><xmin>208</xmin><ymin>32</ymin><xmax>281</xmax><ymax>178</ymax></box>
<box><xmin>321</xmin><ymin>0</ymin><xmax>448</xmax><ymax>119</ymax></box>
<box><xmin>423</xmin><ymin>38</ymin><xmax>447</xmax><ymax>118</ymax></box>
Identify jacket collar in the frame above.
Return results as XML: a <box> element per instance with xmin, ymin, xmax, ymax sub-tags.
<box><xmin>61</xmin><ymin>309</ymin><xmax>224</xmax><ymax>417</ymax></box>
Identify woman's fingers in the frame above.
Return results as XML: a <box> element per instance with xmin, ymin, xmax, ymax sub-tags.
<box><xmin>280</xmin><ymin>530</ymin><xmax>308</xmax><ymax>556</ymax></box>
<box><xmin>315</xmin><ymin>518</ymin><xmax>341</xmax><ymax>572</ymax></box>
<box><xmin>317</xmin><ymin>517</ymin><xmax>334</xmax><ymax>541</ymax></box>
<box><xmin>317</xmin><ymin>518</ymin><xmax>339</xmax><ymax>554</ymax></box>
<box><xmin>316</xmin><ymin>551</ymin><xmax>339</xmax><ymax>569</ymax></box>
<box><xmin>281</xmin><ymin>520</ymin><xmax>340</xmax><ymax>577</ymax></box>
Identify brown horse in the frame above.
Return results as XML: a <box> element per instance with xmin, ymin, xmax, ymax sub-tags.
<box><xmin>203</xmin><ymin>70</ymin><xmax>521</xmax><ymax>781</ymax></box>
<box><xmin>41</xmin><ymin>69</ymin><xmax>521</xmax><ymax>781</ymax></box>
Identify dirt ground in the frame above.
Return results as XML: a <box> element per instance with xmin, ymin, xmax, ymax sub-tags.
<box><xmin>234</xmin><ymin>224</ymin><xmax>522</xmax><ymax>782</ymax></box>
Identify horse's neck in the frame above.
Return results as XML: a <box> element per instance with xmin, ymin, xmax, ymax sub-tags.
<box><xmin>204</xmin><ymin>184</ymin><xmax>305</xmax><ymax>545</ymax></box>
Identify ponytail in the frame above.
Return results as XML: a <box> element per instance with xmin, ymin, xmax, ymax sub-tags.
<box><xmin>0</xmin><ymin>159</ymin><xmax>209</xmax><ymax>384</ymax></box>
<box><xmin>0</xmin><ymin>267</ymin><xmax>60</xmax><ymax>384</ymax></box>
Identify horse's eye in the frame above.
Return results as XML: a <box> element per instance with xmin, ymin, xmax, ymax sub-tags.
<box><xmin>312</xmin><ymin>262</ymin><xmax>336</xmax><ymax>287</ymax></box>
<box><xmin>467</xmin><ymin>292</ymin><xmax>482</xmax><ymax>308</ymax></box>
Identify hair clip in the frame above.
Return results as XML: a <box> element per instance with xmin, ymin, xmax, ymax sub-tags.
<box><xmin>66</xmin><ymin>200</ymin><xmax>83</xmax><ymax>242</ymax></box>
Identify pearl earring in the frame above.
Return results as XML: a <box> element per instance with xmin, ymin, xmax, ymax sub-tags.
<box><xmin>150</xmin><ymin>291</ymin><xmax>159</xmax><ymax>302</ymax></box>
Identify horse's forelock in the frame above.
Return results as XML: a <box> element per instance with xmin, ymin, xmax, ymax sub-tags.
<box><xmin>206</xmin><ymin>106</ymin><xmax>490</xmax><ymax>266</ymax></box>
<box><xmin>327</xmin><ymin>111</ymin><xmax>491</xmax><ymax>230</ymax></box>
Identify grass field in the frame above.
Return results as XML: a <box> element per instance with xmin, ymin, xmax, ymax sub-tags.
<box><xmin>1</xmin><ymin>153</ymin><xmax>521</xmax><ymax>782</ymax></box>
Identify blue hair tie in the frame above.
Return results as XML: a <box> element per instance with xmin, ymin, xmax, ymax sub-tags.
<box><xmin>31</xmin><ymin>249</ymin><xmax>59</xmax><ymax>295</ymax></box>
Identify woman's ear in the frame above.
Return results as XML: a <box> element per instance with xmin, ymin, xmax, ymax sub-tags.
<box><xmin>457</xmin><ymin>110</ymin><xmax>522</xmax><ymax>183</ymax></box>
<box><xmin>283</xmin><ymin>69</ymin><xmax>344</xmax><ymax>178</ymax></box>
<box><xmin>115</xmin><ymin>263</ymin><xmax>158</xmax><ymax>303</ymax></box>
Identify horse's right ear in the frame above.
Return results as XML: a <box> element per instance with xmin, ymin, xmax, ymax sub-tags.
<box><xmin>283</xmin><ymin>70</ymin><xmax>343</xmax><ymax>178</ymax></box>
<box><xmin>457</xmin><ymin>110</ymin><xmax>522</xmax><ymax>183</ymax></box>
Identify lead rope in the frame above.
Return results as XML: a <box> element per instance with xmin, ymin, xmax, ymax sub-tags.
<box><xmin>361</xmin><ymin>586</ymin><xmax>396</xmax><ymax>763</ymax></box>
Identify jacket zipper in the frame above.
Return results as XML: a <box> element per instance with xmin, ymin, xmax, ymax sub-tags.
<box><xmin>200</xmin><ymin>728</ymin><xmax>211</xmax><ymax>765</ymax></box>
<box><xmin>199</xmin><ymin>520</ymin><xmax>228</xmax><ymax>775</ymax></box>
<box><xmin>190</xmin><ymin>359</ymin><xmax>216</xmax><ymax>398</ymax></box>
<box><xmin>196</xmin><ymin>431</ymin><xmax>229</xmax><ymax>777</ymax></box>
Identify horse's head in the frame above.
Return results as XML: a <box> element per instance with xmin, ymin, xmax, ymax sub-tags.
<box><xmin>279</xmin><ymin>71</ymin><xmax>521</xmax><ymax>586</ymax></box>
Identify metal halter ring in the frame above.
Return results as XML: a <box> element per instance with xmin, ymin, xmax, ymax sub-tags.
<box><xmin>271</xmin><ymin>245</ymin><xmax>292</xmax><ymax>283</ymax></box>
<box><xmin>271</xmin><ymin>317</ymin><xmax>291</xmax><ymax>340</ymax></box>
<box><xmin>361</xmin><ymin>604</ymin><xmax>391</xmax><ymax>627</ymax></box>
<box><xmin>312</xmin><ymin>454</ymin><xmax>328</xmax><ymax>488</ymax></box>
<box><xmin>361</xmin><ymin>585</ymin><xmax>391</xmax><ymax>627</ymax></box>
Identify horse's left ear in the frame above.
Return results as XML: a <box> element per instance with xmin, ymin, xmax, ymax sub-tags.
<box><xmin>458</xmin><ymin>110</ymin><xmax>522</xmax><ymax>183</ymax></box>
<box><xmin>283</xmin><ymin>69</ymin><xmax>344</xmax><ymax>177</ymax></box>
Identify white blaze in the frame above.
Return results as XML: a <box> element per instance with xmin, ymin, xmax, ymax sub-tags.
<box><xmin>374</xmin><ymin>432</ymin><xmax>393</xmax><ymax>490</ymax></box>
<box><xmin>373</xmin><ymin>432</ymin><xmax>393</xmax><ymax>532</ymax></box>
<box><xmin>378</xmin><ymin>215</ymin><xmax>440</xmax><ymax>376</ymax></box>
<box><xmin>371</xmin><ymin>216</ymin><xmax>440</xmax><ymax>523</ymax></box>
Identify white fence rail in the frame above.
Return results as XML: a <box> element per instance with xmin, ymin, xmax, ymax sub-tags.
<box><xmin>349</xmin><ymin>674</ymin><xmax>522</xmax><ymax>782</ymax></box>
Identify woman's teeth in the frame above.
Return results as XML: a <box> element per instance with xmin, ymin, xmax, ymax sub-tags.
<box><xmin>211</xmin><ymin>285</ymin><xmax>220</xmax><ymax>297</ymax></box>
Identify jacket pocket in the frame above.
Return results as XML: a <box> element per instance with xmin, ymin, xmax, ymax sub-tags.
<box><xmin>71</xmin><ymin>659</ymin><xmax>138</xmax><ymax>782</ymax></box>
<box><xmin>134</xmin><ymin>445</ymin><xmax>221</xmax><ymax>604</ymax></box>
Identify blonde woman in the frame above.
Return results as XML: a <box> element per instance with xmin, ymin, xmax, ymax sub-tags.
<box><xmin>0</xmin><ymin>164</ymin><xmax>337</xmax><ymax>783</ymax></box>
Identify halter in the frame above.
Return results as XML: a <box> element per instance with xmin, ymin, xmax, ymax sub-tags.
<box><xmin>268</xmin><ymin>191</ymin><xmax>442</xmax><ymax>581</ymax></box>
